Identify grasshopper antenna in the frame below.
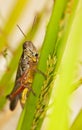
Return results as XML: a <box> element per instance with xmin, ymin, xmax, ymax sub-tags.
<box><xmin>17</xmin><ymin>24</ymin><xmax>26</xmax><ymax>38</ymax></box>
<box><xmin>17</xmin><ymin>15</ymin><xmax>37</xmax><ymax>39</ymax></box>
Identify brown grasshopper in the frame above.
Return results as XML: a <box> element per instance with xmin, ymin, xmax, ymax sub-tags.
<box><xmin>7</xmin><ymin>25</ymin><xmax>45</xmax><ymax>111</ymax></box>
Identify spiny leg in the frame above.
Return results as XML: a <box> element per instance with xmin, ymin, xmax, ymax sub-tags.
<box><xmin>35</xmin><ymin>69</ymin><xmax>47</xmax><ymax>79</ymax></box>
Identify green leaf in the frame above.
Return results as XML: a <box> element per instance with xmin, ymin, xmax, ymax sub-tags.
<box><xmin>47</xmin><ymin>1</ymin><xmax>82</xmax><ymax>130</ymax></box>
<box><xmin>4</xmin><ymin>0</ymin><xmax>29</xmax><ymax>35</ymax></box>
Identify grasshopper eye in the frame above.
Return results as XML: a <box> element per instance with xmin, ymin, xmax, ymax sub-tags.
<box><xmin>35</xmin><ymin>53</ymin><xmax>38</xmax><ymax>57</ymax></box>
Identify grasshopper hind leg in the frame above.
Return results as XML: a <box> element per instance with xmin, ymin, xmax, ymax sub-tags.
<box><xmin>20</xmin><ymin>88</ymin><xmax>29</xmax><ymax>108</ymax></box>
<box><xmin>9</xmin><ymin>96</ymin><xmax>19</xmax><ymax>111</ymax></box>
<box><xmin>20</xmin><ymin>87</ymin><xmax>36</xmax><ymax>108</ymax></box>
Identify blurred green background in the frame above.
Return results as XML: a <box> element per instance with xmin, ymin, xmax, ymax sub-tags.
<box><xmin>0</xmin><ymin>0</ymin><xmax>82</xmax><ymax>130</ymax></box>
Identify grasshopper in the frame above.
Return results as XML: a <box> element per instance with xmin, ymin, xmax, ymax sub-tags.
<box><xmin>7</xmin><ymin>25</ymin><xmax>45</xmax><ymax>111</ymax></box>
